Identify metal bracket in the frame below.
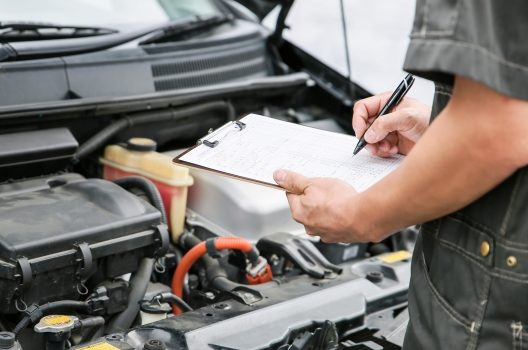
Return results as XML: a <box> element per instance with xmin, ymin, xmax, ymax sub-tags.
<box><xmin>257</xmin><ymin>233</ymin><xmax>343</xmax><ymax>278</ymax></box>
<box><xmin>228</xmin><ymin>286</ymin><xmax>263</xmax><ymax>305</ymax></box>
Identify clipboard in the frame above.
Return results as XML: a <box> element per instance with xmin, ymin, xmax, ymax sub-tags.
<box><xmin>175</xmin><ymin>119</ymin><xmax>283</xmax><ymax>190</ymax></box>
<box><xmin>173</xmin><ymin>114</ymin><xmax>403</xmax><ymax>192</ymax></box>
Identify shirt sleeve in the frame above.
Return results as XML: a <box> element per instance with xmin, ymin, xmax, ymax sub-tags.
<box><xmin>403</xmin><ymin>0</ymin><xmax>528</xmax><ymax>101</ymax></box>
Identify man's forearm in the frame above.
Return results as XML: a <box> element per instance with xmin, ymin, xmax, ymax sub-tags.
<box><xmin>355</xmin><ymin>77</ymin><xmax>528</xmax><ymax>241</ymax></box>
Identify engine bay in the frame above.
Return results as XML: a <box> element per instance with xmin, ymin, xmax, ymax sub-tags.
<box><xmin>0</xmin><ymin>12</ymin><xmax>413</xmax><ymax>350</ymax></box>
<box><xmin>0</xmin><ymin>171</ymin><xmax>411</xmax><ymax>350</ymax></box>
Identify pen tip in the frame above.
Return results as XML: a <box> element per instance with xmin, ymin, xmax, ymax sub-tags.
<box><xmin>353</xmin><ymin>139</ymin><xmax>366</xmax><ymax>155</ymax></box>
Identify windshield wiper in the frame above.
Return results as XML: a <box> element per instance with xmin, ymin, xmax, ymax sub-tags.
<box><xmin>0</xmin><ymin>15</ymin><xmax>231</xmax><ymax>62</ymax></box>
<box><xmin>138</xmin><ymin>14</ymin><xmax>230</xmax><ymax>45</ymax></box>
<box><xmin>0</xmin><ymin>21</ymin><xmax>117</xmax><ymax>42</ymax></box>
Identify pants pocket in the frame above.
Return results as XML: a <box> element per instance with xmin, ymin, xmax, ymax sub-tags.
<box><xmin>512</xmin><ymin>322</ymin><xmax>528</xmax><ymax>350</ymax></box>
<box><xmin>404</xmin><ymin>241</ymin><xmax>471</xmax><ymax>350</ymax></box>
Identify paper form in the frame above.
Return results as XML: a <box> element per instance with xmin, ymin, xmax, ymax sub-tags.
<box><xmin>177</xmin><ymin>114</ymin><xmax>403</xmax><ymax>192</ymax></box>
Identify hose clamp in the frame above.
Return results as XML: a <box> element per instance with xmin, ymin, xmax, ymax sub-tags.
<box><xmin>205</xmin><ymin>238</ymin><xmax>221</xmax><ymax>259</ymax></box>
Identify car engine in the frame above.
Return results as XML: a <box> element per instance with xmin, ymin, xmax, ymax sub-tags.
<box><xmin>0</xmin><ymin>10</ymin><xmax>413</xmax><ymax>350</ymax></box>
<box><xmin>0</xmin><ymin>132</ymin><xmax>412</xmax><ymax>350</ymax></box>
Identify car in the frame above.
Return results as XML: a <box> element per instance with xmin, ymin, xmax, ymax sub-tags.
<box><xmin>0</xmin><ymin>1</ymin><xmax>413</xmax><ymax>349</ymax></box>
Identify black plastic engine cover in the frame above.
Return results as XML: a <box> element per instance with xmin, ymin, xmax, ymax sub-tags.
<box><xmin>0</xmin><ymin>176</ymin><xmax>168</xmax><ymax>313</ymax></box>
<box><xmin>0</xmin><ymin>128</ymin><xmax>78</xmax><ymax>181</ymax></box>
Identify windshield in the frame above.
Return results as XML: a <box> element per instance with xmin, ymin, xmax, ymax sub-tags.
<box><xmin>0</xmin><ymin>0</ymin><xmax>222</xmax><ymax>29</ymax></box>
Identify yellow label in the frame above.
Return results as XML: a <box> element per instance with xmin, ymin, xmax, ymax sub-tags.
<box><xmin>77</xmin><ymin>342</ymin><xmax>120</xmax><ymax>350</ymax></box>
<box><xmin>41</xmin><ymin>315</ymin><xmax>73</xmax><ymax>327</ymax></box>
<box><xmin>379</xmin><ymin>250</ymin><xmax>412</xmax><ymax>264</ymax></box>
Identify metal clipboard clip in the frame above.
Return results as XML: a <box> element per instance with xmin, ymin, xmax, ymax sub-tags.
<box><xmin>198</xmin><ymin>120</ymin><xmax>246</xmax><ymax>148</ymax></box>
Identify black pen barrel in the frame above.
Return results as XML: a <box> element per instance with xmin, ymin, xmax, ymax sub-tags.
<box><xmin>352</xmin><ymin>73</ymin><xmax>414</xmax><ymax>156</ymax></box>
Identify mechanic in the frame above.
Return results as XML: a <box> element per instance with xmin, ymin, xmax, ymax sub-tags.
<box><xmin>273</xmin><ymin>1</ymin><xmax>528</xmax><ymax>349</ymax></box>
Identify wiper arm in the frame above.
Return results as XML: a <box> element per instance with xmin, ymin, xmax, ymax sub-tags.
<box><xmin>138</xmin><ymin>14</ymin><xmax>230</xmax><ymax>45</ymax></box>
<box><xmin>0</xmin><ymin>21</ymin><xmax>117</xmax><ymax>42</ymax></box>
<box><xmin>0</xmin><ymin>15</ymin><xmax>231</xmax><ymax>62</ymax></box>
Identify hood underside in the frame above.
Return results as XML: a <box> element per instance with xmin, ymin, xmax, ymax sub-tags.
<box><xmin>232</xmin><ymin>0</ymin><xmax>292</xmax><ymax>20</ymax></box>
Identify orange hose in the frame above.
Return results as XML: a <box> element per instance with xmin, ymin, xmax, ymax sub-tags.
<box><xmin>171</xmin><ymin>237</ymin><xmax>253</xmax><ymax>314</ymax></box>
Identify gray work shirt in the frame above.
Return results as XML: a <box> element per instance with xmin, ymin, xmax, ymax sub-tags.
<box><xmin>401</xmin><ymin>1</ymin><xmax>528</xmax><ymax>349</ymax></box>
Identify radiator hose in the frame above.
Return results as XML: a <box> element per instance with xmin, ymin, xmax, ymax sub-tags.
<box><xmin>106</xmin><ymin>257</ymin><xmax>154</xmax><ymax>333</ymax></box>
<box><xmin>112</xmin><ymin>176</ymin><xmax>167</xmax><ymax>224</ymax></box>
<box><xmin>72</xmin><ymin>100</ymin><xmax>234</xmax><ymax>163</ymax></box>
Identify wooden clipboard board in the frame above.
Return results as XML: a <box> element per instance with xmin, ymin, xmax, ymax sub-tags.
<box><xmin>172</xmin><ymin>114</ymin><xmax>403</xmax><ymax>193</ymax></box>
<box><xmin>173</xmin><ymin>118</ymin><xmax>284</xmax><ymax>191</ymax></box>
<box><xmin>174</xmin><ymin>146</ymin><xmax>284</xmax><ymax>191</ymax></box>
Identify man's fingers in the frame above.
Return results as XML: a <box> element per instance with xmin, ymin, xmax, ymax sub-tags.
<box><xmin>352</xmin><ymin>102</ymin><xmax>370</xmax><ymax>138</ymax></box>
<box><xmin>274</xmin><ymin>169</ymin><xmax>311</xmax><ymax>194</ymax></box>
<box><xmin>375</xmin><ymin>144</ymin><xmax>399</xmax><ymax>158</ymax></box>
<box><xmin>304</xmin><ymin>226</ymin><xmax>317</xmax><ymax>236</ymax></box>
<box><xmin>363</xmin><ymin>109</ymin><xmax>412</xmax><ymax>144</ymax></box>
<box><xmin>286</xmin><ymin>192</ymin><xmax>306</xmax><ymax>224</ymax></box>
<box><xmin>352</xmin><ymin>92</ymin><xmax>392</xmax><ymax>137</ymax></box>
<box><xmin>352</xmin><ymin>112</ymin><xmax>368</xmax><ymax>138</ymax></box>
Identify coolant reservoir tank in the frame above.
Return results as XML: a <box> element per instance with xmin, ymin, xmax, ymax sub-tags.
<box><xmin>101</xmin><ymin>138</ymin><xmax>193</xmax><ymax>240</ymax></box>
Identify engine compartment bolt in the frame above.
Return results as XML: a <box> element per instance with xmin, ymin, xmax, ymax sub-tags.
<box><xmin>105</xmin><ymin>334</ymin><xmax>123</xmax><ymax>341</ymax></box>
<box><xmin>366</xmin><ymin>271</ymin><xmax>384</xmax><ymax>283</ymax></box>
<box><xmin>213</xmin><ymin>303</ymin><xmax>231</xmax><ymax>310</ymax></box>
<box><xmin>144</xmin><ymin>339</ymin><xmax>166</xmax><ymax>350</ymax></box>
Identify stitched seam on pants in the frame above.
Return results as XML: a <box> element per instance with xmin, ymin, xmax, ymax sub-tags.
<box><xmin>500</xmin><ymin>173</ymin><xmax>523</xmax><ymax>236</ymax></box>
<box><xmin>496</xmin><ymin>241</ymin><xmax>528</xmax><ymax>252</ymax></box>
<box><xmin>437</xmin><ymin>240</ymin><xmax>489</xmax><ymax>274</ymax></box>
<box><xmin>495</xmin><ymin>264</ymin><xmax>528</xmax><ymax>278</ymax></box>
<box><xmin>490</xmin><ymin>271</ymin><xmax>528</xmax><ymax>284</ymax></box>
<box><xmin>437</xmin><ymin>236</ymin><xmax>484</xmax><ymax>262</ymax></box>
<box><xmin>420</xmin><ymin>252</ymin><xmax>472</xmax><ymax>329</ymax></box>
<box><xmin>449</xmin><ymin>213</ymin><xmax>497</xmax><ymax>238</ymax></box>
<box><xmin>512</xmin><ymin>322</ymin><xmax>523</xmax><ymax>350</ymax></box>
<box><xmin>433</xmin><ymin>240</ymin><xmax>492</xmax><ymax>350</ymax></box>
<box><xmin>466</xmin><ymin>273</ymin><xmax>492</xmax><ymax>350</ymax></box>
<box><xmin>491</xmin><ymin>269</ymin><xmax>528</xmax><ymax>283</ymax></box>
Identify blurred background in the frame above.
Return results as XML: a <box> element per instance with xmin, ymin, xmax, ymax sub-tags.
<box><xmin>266</xmin><ymin>0</ymin><xmax>434</xmax><ymax>106</ymax></box>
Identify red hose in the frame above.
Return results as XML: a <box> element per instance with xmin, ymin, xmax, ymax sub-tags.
<box><xmin>171</xmin><ymin>237</ymin><xmax>253</xmax><ymax>314</ymax></box>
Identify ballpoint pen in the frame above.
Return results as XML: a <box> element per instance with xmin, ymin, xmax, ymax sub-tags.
<box><xmin>353</xmin><ymin>73</ymin><xmax>415</xmax><ymax>155</ymax></box>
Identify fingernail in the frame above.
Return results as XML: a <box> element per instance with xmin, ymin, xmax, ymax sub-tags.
<box><xmin>273</xmin><ymin>170</ymin><xmax>287</xmax><ymax>183</ymax></box>
<box><xmin>365</xmin><ymin>129</ymin><xmax>377</xmax><ymax>142</ymax></box>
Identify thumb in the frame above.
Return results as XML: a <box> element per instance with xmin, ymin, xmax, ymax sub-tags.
<box><xmin>363</xmin><ymin>110</ymin><xmax>410</xmax><ymax>144</ymax></box>
<box><xmin>273</xmin><ymin>170</ymin><xmax>310</xmax><ymax>194</ymax></box>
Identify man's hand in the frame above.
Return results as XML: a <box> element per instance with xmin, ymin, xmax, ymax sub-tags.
<box><xmin>353</xmin><ymin>93</ymin><xmax>431</xmax><ymax>157</ymax></box>
<box><xmin>273</xmin><ymin>169</ymin><xmax>371</xmax><ymax>243</ymax></box>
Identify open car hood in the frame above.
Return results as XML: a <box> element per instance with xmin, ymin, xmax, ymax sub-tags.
<box><xmin>232</xmin><ymin>0</ymin><xmax>293</xmax><ymax>20</ymax></box>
